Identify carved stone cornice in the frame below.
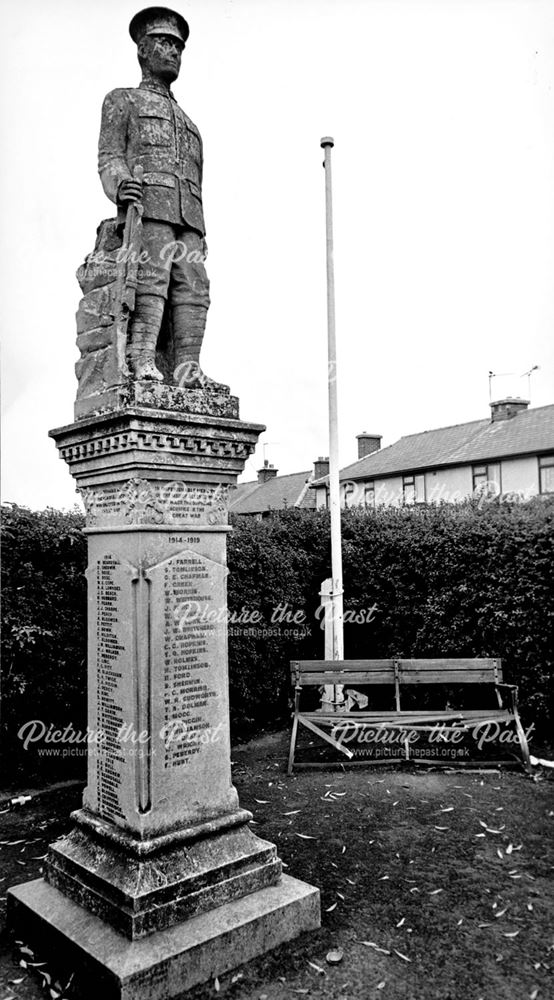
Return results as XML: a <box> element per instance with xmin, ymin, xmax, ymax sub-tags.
<box><xmin>50</xmin><ymin>407</ymin><xmax>265</xmax><ymax>487</ymax></box>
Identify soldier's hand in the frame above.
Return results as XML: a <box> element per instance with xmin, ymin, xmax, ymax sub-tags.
<box><xmin>118</xmin><ymin>178</ymin><xmax>143</xmax><ymax>203</ymax></box>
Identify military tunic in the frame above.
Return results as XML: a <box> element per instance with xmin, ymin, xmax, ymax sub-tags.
<box><xmin>98</xmin><ymin>79</ymin><xmax>205</xmax><ymax>235</ymax></box>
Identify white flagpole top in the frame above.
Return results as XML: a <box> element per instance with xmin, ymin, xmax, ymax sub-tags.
<box><xmin>320</xmin><ymin>136</ymin><xmax>334</xmax><ymax>148</ymax></box>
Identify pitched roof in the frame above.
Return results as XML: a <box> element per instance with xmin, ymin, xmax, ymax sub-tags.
<box><xmin>229</xmin><ymin>471</ymin><xmax>317</xmax><ymax>514</ymax></box>
<box><xmin>314</xmin><ymin>403</ymin><xmax>554</xmax><ymax>484</ymax></box>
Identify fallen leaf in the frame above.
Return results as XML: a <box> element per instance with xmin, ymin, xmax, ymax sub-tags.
<box><xmin>376</xmin><ymin>983</ymin><xmax>386</xmax><ymax>991</ymax></box>
<box><xmin>434</xmin><ymin>826</ymin><xmax>448</xmax><ymax>831</ymax></box>
<box><xmin>394</xmin><ymin>950</ymin><xmax>411</xmax><ymax>963</ymax></box>
<box><xmin>360</xmin><ymin>942</ymin><xmax>391</xmax><ymax>955</ymax></box>
<box><xmin>529</xmin><ymin>989</ymin><xmax>539</xmax><ymax>999</ymax></box>
<box><xmin>326</xmin><ymin>903</ymin><xmax>338</xmax><ymax>912</ymax></box>
<box><xmin>440</xmin><ymin>807</ymin><xmax>454</xmax><ymax>813</ymax></box>
<box><xmin>429</xmin><ymin>889</ymin><xmax>443</xmax><ymax>896</ymax></box>
<box><xmin>283</xmin><ymin>810</ymin><xmax>301</xmax><ymax>816</ymax></box>
<box><xmin>495</xmin><ymin>908</ymin><xmax>507</xmax><ymax>918</ymax></box>
<box><xmin>396</xmin><ymin>917</ymin><xmax>405</xmax><ymax>927</ymax></box>
<box><xmin>214</xmin><ymin>977</ymin><xmax>220</xmax><ymax>991</ymax></box>
<box><xmin>378</xmin><ymin>875</ymin><xmax>390</xmax><ymax>881</ymax></box>
<box><xmin>503</xmin><ymin>931</ymin><xmax>520</xmax><ymax>938</ymax></box>
<box><xmin>307</xmin><ymin>960</ymin><xmax>325</xmax><ymax>974</ymax></box>
<box><xmin>254</xmin><ymin>799</ymin><xmax>269</xmax><ymax>804</ymax></box>
<box><xmin>295</xmin><ymin>833</ymin><xmax>317</xmax><ymax>840</ymax></box>
<box><xmin>326</xmin><ymin>948</ymin><xmax>344</xmax><ymax>964</ymax></box>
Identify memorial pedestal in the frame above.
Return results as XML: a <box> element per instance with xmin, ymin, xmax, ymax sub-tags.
<box><xmin>8</xmin><ymin>394</ymin><xmax>320</xmax><ymax>997</ymax></box>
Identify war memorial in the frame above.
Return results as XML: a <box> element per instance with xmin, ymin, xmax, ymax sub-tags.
<box><xmin>8</xmin><ymin>7</ymin><xmax>320</xmax><ymax>996</ymax></box>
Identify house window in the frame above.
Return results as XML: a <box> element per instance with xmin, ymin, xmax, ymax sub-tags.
<box><xmin>472</xmin><ymin>463</ymin><xmax>501</xmax><ymax>497</ymax></box>
<box><xmin>539</xmin><ymin>455</ymin><xmax>554</xmax><ymax>494</ymax></box>
<box><xmin>364</xmin><ymin>482</ymin><xmax>375</xmax><ymax>508</ymax></box>
<box><xmin>403</xmin><ymin>473</ymin><xmax>425</xmax><ymax>505</ymax></box>
<box><xmin>403</xmin><ymin>475</ymin><xmax>416</xmax><ymax>505</ymax></box>
<box><xmin>343</xmin><ymin>482</ymin><xmax>354</xmax><ymax>508</ymax></box>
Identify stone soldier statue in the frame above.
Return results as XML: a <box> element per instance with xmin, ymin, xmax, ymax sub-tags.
<box><xmin>98</xmin><ymin>6</ymin><xmax>209</xmax><ymax>384</ymax></box>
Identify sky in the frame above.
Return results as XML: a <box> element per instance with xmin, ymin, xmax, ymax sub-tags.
<box><xmin>2</xmin><ymin>0</ymin><xmax>554</xmax><ymax>509</ymax></box>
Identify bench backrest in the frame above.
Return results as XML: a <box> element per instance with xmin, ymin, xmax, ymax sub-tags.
<box><xmin>396</xmin><ymin>658</ymin><xmax>502</xmax><ymax>684</ymax></box>
<box><xmin>291</xmin><ymin>658</ymin><xmax>502</xmax><ymax>686</ymax></box>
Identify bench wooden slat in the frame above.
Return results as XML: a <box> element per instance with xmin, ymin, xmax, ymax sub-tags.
<box><xmin>398</xmin><ymin>658</ymin><xmax>502</xmax><ymax>682</ymax></box>
<box><xmin>292</xmin><ymin>659</ymin><xmax>395</xmax><ymax>673</ymax></box>
<box><xmin>397</xmin><ymin>658</ymin><xmax>499</xmax><ymax>669</ymax></box>
<box><xmin>397</xmin><ymin>670</ymin><xmax>499</xmax><ymax>684</ymax></box>
<box><xmin>294</xmin><ymin>672</ymin><xmax>396</xmax><ymax>685</ymax></box>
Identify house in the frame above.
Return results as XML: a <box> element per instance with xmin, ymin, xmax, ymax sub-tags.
<box><xmin>312</xmin><ymin>398</ymin><xmax>554</xmax><ymax>509</ymax></box>
<box><xmin>229</xmin><ymin>459</ymin><xmax>329</xmax><ymax>518</ymax></box>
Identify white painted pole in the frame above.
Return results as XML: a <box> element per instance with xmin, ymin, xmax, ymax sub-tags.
<box><xmin>321</xmin><ymin>137</ymin><xmax>344</xmax><ymax>665</ymax></box>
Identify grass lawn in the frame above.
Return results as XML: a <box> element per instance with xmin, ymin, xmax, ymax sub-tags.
<box><xmin>0</xmin><ymin>730</ymin><xmax>553</xmax><ymax>1000</ymax></box>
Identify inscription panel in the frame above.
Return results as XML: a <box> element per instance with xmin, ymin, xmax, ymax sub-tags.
<box><xmin>81</xmin><ymin>478</ymin><xmax>229</xmax><ymax>527</ymax></box>
<box><xmin>84</xmin><ymin>554</ymin><xmax>137</xmax><ymax>826</ymax></box>
<box><xmin>147</xmin><ymin>544</ymin><xmax>235</xmax><ymax>825</ymax></box>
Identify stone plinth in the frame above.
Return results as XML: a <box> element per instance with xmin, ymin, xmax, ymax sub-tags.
<box><xmin>8</xmin><ymin>395</ymin><xmax>320</xmax><ymax>995</ymax></box>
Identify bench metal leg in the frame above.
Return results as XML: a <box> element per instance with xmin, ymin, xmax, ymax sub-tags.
<box><xmin>287</xmin><ymin>714</ymin><xmax>299</xmax><ymax>775</ymax></box>
<box><xmin>512</xmin><ymin>705</ymin><xmax>532</xmax><ymax>774</ymax></box>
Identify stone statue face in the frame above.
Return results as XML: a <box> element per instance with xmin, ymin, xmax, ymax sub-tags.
<box><xmin>140</xmin><ymin>33</ymin><xmax>183</xmax><ymax>83</ymax></box>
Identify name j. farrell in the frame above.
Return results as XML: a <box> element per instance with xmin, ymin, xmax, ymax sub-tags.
<box><xmin>17</xmin><ymin>719</ymin><xmax>224</xmax><ymax>753</ymax></box>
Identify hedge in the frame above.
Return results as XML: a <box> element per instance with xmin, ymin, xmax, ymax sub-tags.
<box><xmin>2</xmin><ymin>497</ymin><xmax>553</xmax><ymax>781</ymax></box>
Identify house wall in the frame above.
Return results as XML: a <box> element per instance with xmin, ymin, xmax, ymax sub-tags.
<box><xmin>373</xmin><ymin>477</ymin><xmax>403</xmax><ymax>506</ymax></box>
<box><xmin>500</xmin><ymin>456</ymin><xmax>538</xmax><ymax>498</ymax></box>
<box><xmin>314</xmin><ymin>486</ymin><xmax>327</xmax><ymax>510</ymax></box>
<box><xmin>424</xmin><ymin>466</ymin><xmax>473</xmax><ymax>504</ymax></box>
<box><xmin>314</xmin><ymin>453</ymin><xmax>546</xmax><ymax>510</ymax></box>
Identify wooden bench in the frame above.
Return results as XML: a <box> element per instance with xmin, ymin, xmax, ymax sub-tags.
<box><xmin>288</xmin><ymin>658</ymin><xmax>531</xmax><ymax>774</ymax></box>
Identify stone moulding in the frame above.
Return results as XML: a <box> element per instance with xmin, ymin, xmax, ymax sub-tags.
<box><xmin>49</xmin><ymin>407</ymin><xmax>266</xmax><ymax>486</ymax></box>
<box><xmin>71</xmin><ymin>805</ymin><xmax>254</xmax><ymax>856</ymax></box>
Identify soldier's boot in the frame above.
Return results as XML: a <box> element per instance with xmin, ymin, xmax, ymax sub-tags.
<box><xmin>172</xmin><ymin>303</ymin><xmax>210</xmax><ymax>388</ymax></box>
<box><xmin>127</xmin><ymin>294</ymin><xmax>165</xmax><ymax>382</ymax></box>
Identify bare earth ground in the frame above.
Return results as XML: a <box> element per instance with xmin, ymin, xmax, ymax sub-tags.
<box><xmin>0</xmin><ymin>730</ymin><xmax>553</xmax><ymax>1000</ymax></box>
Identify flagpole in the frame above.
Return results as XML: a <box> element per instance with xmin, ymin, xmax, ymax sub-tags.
<box><xmin>321</xmin><ymin>136</ymin><xmax>344</xmax><ymax>664</ymax></box>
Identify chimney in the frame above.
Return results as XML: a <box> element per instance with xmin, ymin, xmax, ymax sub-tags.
<box><xmin>257</xmin><ymin>459</ymin><xmax>278</xmax><ymax>483</ymax></box>
<box><xmin>490</xmin><ymin>397</ymin><xmax>530</xmax><ymax>422</ymax></box>
<box><xmin>313</xmin><ymin>456</ymin><xmax>330</xmax><ymax>480</ymax></box>
<box><xmin>356</xmin><ymin>432</ymin><xmax>382</xmax><ymax>460</ymax></box>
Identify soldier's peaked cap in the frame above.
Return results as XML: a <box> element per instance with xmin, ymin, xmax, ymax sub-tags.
<box><xmin>129</xmin><ymin>7</ymin><xmax>190</xmax><ymax>45</ymax></box>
